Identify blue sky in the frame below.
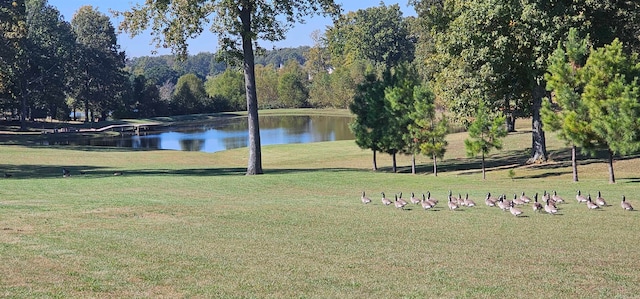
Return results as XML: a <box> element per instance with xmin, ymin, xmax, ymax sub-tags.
<box><xmin>48</xmin><ymin>0</ymin><xmax>416</xmax><ymax>58</ymax></box>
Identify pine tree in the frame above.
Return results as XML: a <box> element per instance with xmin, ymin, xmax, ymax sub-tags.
<box><xmin>581</xmin><ymin>39</ymin><xmax>640</xmax><ymax>183</ymax></box>
<box><xmin>408</xmin><ymin>84</ymin><xmax>448</xmax><ymax>176</ymax></box>
<box><xmin>464</xmin><ymin>101</ymin><xmax>507</xmax><ymax>180</ymax></box>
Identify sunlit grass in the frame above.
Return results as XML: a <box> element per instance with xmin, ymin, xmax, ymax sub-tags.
<box><xmin>1</xmin><ymin>116</ymin><xmax>639</xmax><ymax>297</ymax></box>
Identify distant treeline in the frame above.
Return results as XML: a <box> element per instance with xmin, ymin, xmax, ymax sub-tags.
<box><xmin>126</xmin><ymin>46</ymin><xmax>310</xmax><ymax>85</ymax></box>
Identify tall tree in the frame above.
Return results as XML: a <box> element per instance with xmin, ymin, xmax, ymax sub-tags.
<box><xmin>173</xmin><ymin>73</ymin><xmax>208</xmax><ymax>115</ymax></box>
<box><xmin>277</xmin><ymin>60</ymin><xmax>308</xmax><ymax>108</ymax></box>
<box><xmin>326</xmin><ymin>3</ymin><xmax>414</xmax><ymax>69</ymax></box>
<box><xmin>349</xmin><ymin>73</ymin><xmax>387</xmax><ymax>171</ymax></box>
<box><xmin>581</xmin><ymin>39</ymin><xmax>640</xmax><ymax>184</ymax></box>
<box><xmin>464</xmin><ymin>101</ymin><xmax>507</xmax><ymax>180</ymax></box>
<box><xmin>542</xmin><ymin>28</ymin><xmax>596</xmax><ymax>182</ymax></box>
<box><xmin>408</xmin><ymin>84</ymin><xmax>448</xmax><ymax>176</ymax></box>
<box><xmin>117</xmin><ymin>0</ymin><xmax>341</xmax><ymax>175</ymax></box>
<box><xmin>23</xmin><ymin>0</ymin><xmax>75</xmax><ymax>121</ymax></box>
<box><xmin>0</xmin><ymin>0</ymin><xmax>26</xmax><ymax>118</ymax></box>
<box><xmin>383</xmin><ymin>63</ymin><xmax>420</xmax><ymax>173</ymax></box>
<box><xmin>254</xmin><ymin>64</ymin><xmax>279</xmax><ymax>109</ymax></box>
<box><xmin>71</xmin><ymin>6</ymin><xmax>126</xmax><ymax>122</ymax></box>
<box><xmin>205</xmin><ymin>68</ymin><xmax>246</xmax><ymax>111</ymax></box>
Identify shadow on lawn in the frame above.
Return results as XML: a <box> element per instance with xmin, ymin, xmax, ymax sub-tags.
<box><xmin>374</xmin><ymin>146</ymin><xmax>640</xmax><ymax>179</ymax></box>
<box><xmin>376</xmin><ymin>149</ymin><xmax>530</xmax><ymax>175</ymax></box>
<box><xmin>0</xmin><ymin>164</ymin><xmax>361</xmax><ymax>180</ymax></box>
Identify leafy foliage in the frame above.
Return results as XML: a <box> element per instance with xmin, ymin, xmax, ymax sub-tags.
<box><xmin>205</xmin><ymin>68</ymin><xmax>246</xmax><ymax>111</ymax></box>
<box><xmin>70</xmin><ymin>5</ymin><xmax>127</xmax><ymax>122</ymax></box>
<box><xmin>581</xmin><ymin>39</ymin><xmax>640</xmax><ymax>183</ymax></box>
<box><xmin>464</xmin><ymin>101</ymin><xmax>507</xmax><ymax>179</ymax></box>
<box><xmin>173</xmin><ymin>73</ymin><xmax>208</xmax><ymax>115</ymax></box>
<box><xmin>408</xmin><ymin>84</ymin><xmax>448</xmax><ymax>175</ymax></box>
<box><xmin>349</xmin><ymin>73</ymin><xmax>387</xmax><ymax>170</ymax></box>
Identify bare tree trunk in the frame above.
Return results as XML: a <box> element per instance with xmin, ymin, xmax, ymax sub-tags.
<box><xmin>506</xmin><ymin>112</ymin><xmax>516</xmax><ymax>132</ymax></box>
<box><xmin>392</xmin><ymin>152</ymin><xmax>397</xmax><ymax>173</ymax></box>
<box><xmin>240</xmin><ymin>6</ymin><xmax>263</xmax><ymax>175</ymax></box>
<box><xmin>411</xmin><ymin>154</ymin><xmax>416</xmax><ymax>174</ymax></box>
<box><xmin>528</xmin><ymin>82</ymin><xmax>548</xmax><ymax>163</ymax></box>
<box><xmin>608</xmin><ymin>149</ymin><xmax>615</xmax><ymax>184</ymax></box>
<box><xmin>482</xmin><ymin>152</ymin><xmax>486</xmax><ymax>180</ymax></box>
<box><xmin>372</xmin><ymin>149</ymin><xmax>378</xmax><ymax>171</ymax></box>
<box><xmin>19</xmin><ymin>84</ymin><xmax>27</xmax><ymax>131</ymax></box>
<box><xmin>433</xmin><ymin>154</ymin><xmax>438</xmax><ymax>177</ymax></box>
<box><xmin>571</xmin><ymin>145</ymin><xmax>579</xmax><ymax>182</ymax></box>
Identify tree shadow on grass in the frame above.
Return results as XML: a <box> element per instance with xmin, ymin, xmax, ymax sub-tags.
<box><xmin>0</xmin><ymin>164</ymin><xmax>363</xmax><ymax>180</ymax></box>
<box><xmin>375</xmin><ymin>149</ymin><xmax>530</xmax><ymax>175</ymax></box>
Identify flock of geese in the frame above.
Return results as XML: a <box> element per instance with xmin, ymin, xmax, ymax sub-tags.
<box><xmin>360</xmin><ymin>190</ymin><xmax>634</xmax><ymax>216</ymax></box>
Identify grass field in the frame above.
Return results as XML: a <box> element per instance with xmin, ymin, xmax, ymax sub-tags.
<box><xmin>1</xmin><ymin>114</ymin><xmax>639</xmax><ymax>298</ymax></box>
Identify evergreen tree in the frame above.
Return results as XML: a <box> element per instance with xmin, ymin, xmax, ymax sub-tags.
<box><xmin>464</xmin><ymin>101</ymin><xmax>507</xmax><ymax>180</ymax></box>
<box><xmin>542</xmin><ymin>28</ymin><xmax>597</xmax><ymax>182</ymax></box>
<box><xmin>349</xmin><ymin>73</ymin><xmax>387</xmax><ymax>171</ymax></box>
<box><xmin>408</xmin><ymin>84</ymin><xmax>448</xmax><ymax>176</ymax></box>
<box><xmin>581</xmin><ymin>39</ymin><xmax>640</xmax><ymax>183</ymax></box>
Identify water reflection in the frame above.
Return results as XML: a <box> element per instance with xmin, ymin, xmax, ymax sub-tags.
<box><xmin>45</xmin><ymin>115</ymin><xmax>354</xmax><ymax>153</ymax></box>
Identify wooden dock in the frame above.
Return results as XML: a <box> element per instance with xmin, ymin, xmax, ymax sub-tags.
<box><xmin>44</xmin><ymin>123</ymin><xmax>160</xmax><ymax>135</ymax></box>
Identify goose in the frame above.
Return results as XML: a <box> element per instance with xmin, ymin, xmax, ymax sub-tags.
<box><xmin>621</xmin><ymin>196</ymin><xmax>634</xmax><ymax>211</ymax></box>
<box><xmin>576</xmin><ymin>190</ymin><xmax>588</xmax><ymax>203</ymax></box>
<box><xmin>595</xmin><ymin>191</ymin><xmax>606</xmax><ymax>206</ymax></box>
<box><xmin>381</xmin><ymin>192</ymin><xmax>392</xmax><ymax>206</ymax></box>
<box><xmin>497</xmin><ymin>195</ymin><xmax>510</xmax><ymax>211</ymax></box>
<box><xmin>4</xmin><ymin>173</ymin><xmax>12</xmax><ymax>178</ymax></box>
<box><xmin>457</xmin><ymin>193</ymin><xmax>466</xmax><ymax>206</ymax></box>
<box><xmin>532</xmin><ymin>193</ymin><xmax>543</xmax><ymax>212</ymax></box>
<box><xmin>542</xmin><ymin>190</ymin><xmax>551</xmax><ymax>203</ymax></box>
<box><xmin>586</xmin><ymin>194</ymin><xmax>599</xmax><ymax>210</ymax></box>
<box><xmin>552</xmin><ymin>191</ymin><xmax>564</xmax><ymax>204</ymax></box>
<box><xmin>62</xmin><ymin>168</ymin><xmax>71</xmax><ymax>178</ymax></box>
<box><xmin>503</xmin><ymin>194</ymin><xmax>513</xmax><ymax>208</ymax></box>
<box><xmin>361</xmin><ymin>191</ymin><xmax>372</xmax><ymax>204</ymax></box>
<box><xmin>397</xmin><ymin>192</ymin><xmax>408</xmax><ymax>207</ymax></box>
<box><xmin>512</xmin><ymin>193</ymin><xmax>526</xmax><ymax>205</ymax></box>
<box><xmin>394</xmin><ymin>194</ymin><xmax>405</xmax><ymax>210</ymax></box>
<box><xmin>426</xmin><ymin>191</ymin><xmax>438</xmax><ymax>206</ymax></box>
<box><xmin>520</xmin><ymin>192</ymin><xmax>531</xmax><ymax>203</ymax></box>
<box><xmin>421</xmin><ymin>194</ymin><xmax>434</xmax><ymax>210</ymax></box>
<box><xmin>463</xmin><ymin>193</ymin><xmax>476</xmax><ymax>207</ymax></box>
<box><xmin>447</xmin><ymin>195</ymin><xmax>459</xmax><ymax>211</ymax></box>
<box><xmin>485</xmin><ymin>192</ymin><xmax>497</xmax><ymax>207</ymax></box>
<box><xmin>113</xmin><ymin>172</ymin><xmax>123</xmax><ymax>176</ymax></box>
<box><xmin>544</xmin><ymin>200</ymin><xmax>558</xmax><ymax>214</ymax></box>
<box><xmin>509</xmin><ymin>201</ymin><xmax>523</xmax><ymax>217</ymax></box>
<box><xmin>410</xmin><ymin>192</ymin><xmax>421</xmax><ymax>205</ymax></box>
<box><xmin>448</xmin><ymin>190</ymin><xmax>460</xmax><ymax>205</ymax></box>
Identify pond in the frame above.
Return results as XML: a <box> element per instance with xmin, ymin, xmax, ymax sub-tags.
<box><xmin>46</xmin><ymin>115</ymin><xmax>355</xmax><ymax>153</ymax></box>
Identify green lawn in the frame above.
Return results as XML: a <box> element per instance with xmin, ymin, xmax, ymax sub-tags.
<box><xmin>1</xmin><ymin>116</ymin><xmax>639</xmax><ymax>298</ymax></box>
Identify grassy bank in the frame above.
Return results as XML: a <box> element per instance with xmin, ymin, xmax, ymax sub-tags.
<box><xmin>1</xmin><ymin>116</ymin><xmax>639</xmax><ymax>297</ymax></box>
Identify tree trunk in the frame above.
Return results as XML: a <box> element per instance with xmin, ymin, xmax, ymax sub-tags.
<box><xmin>392</xmin><ymin>152</ymin><xmax>397</xmax><ymax>173</ymax></box>
<box><xmin>240</xmin><ymin>6</ymin><xmax>263</xmax><ymax>175</ymax></box>
<box><xmin>372</xmin><ymin>149</ymin><xmax>378</xmax><ymax>171</ymax></box>
<box><xmin>571</xmin><ymin>145</ymin><xmax>578</xmax><ymax>182</ymax></box>
<box><xmin>411</xmin><ymin>154</ymin><xmax>416</xmax><ymax>174</ymax></box>
<box><xmin>608</xmin><ymin>149</ymin><xmax>615</xmax><ymax>184</ymax></box>
<box><xmin>506</xmin><ymin>112</ymin><xmax>516</xmax><ymax>132</ymax></box>
<box><xmin>528</xmin><ymin>82</ymin><xmax>548</xmax><ymax>163</ymax></box>
<box><xmin>19</xmin><ymin>83</ymin><xmax>27</xmax><ymax>131</ymax></box>
<box><xmin>481</xmin><ymin>152</ymin><xmax>486</xmax><ymax>180</ymax></box>
<box><xmin>433</xmin><ymin>154</ymin><xmax>438</xmax><ymax>177</ymax></box>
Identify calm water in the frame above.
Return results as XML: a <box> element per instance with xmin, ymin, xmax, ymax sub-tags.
<box><xmin>47</xmin><ymin>115</ymin><xmax>355</xmax><ymax>153</ymax></box>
